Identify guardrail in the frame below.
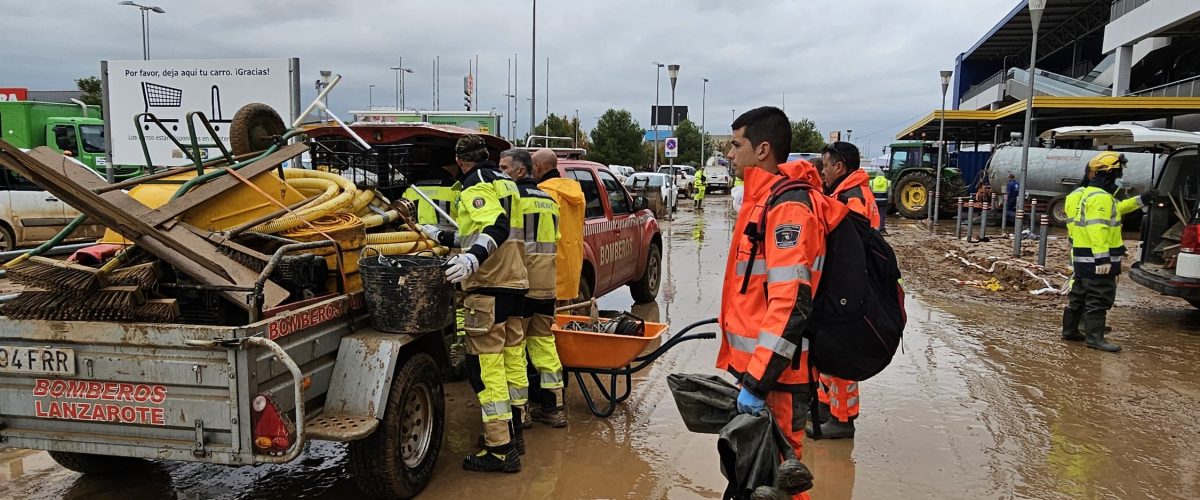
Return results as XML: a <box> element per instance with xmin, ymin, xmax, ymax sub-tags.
<box><xmin>1110</xmin><ymin>0</ymin><xmax>1149</xmax><ymax>23</ymax></box>
<box><xmin>1128</xmin><ymin>75</ymin><xmax>1200</xmax><ymax>98</ymax></box>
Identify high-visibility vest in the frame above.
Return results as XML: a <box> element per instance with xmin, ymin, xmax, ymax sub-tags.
<box><xmin>870</xmin><ymin>174</ymin><xmax>889</xmax><ymax>195</ymax></box>
<box><xmin>453</xmin><ymin>162</ymin><xmax>528</xmax><ymax>292</ymax></box>
<box><xmin>514</xmin><ymin>178</ymin><xmax>561</xmax><ymax>300</ymax></box>
<box><xmin>402</xmin><ymin>179</ymin><xmax>460</xmax><ymax>225</ymax></box>
<box><xmin>830</xmin><ymin>169</ymin><xmax>880</xmax><ymax>229</ymax></box>
<box><xmin>1065</xmin><ymin>185</ymin><xmax>1144</xmax><ymax>278</ymax></box>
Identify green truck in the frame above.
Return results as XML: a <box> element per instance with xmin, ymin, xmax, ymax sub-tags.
<box><xmin>0</xmin><ymin>100</ymin><xmax>140</xmax><ymax>180</ymax></box>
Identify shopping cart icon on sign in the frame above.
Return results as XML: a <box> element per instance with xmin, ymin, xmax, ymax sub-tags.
<box><xmin>141</xmin><ymin>82</ymin><xmax>181</xmax><ymax>130</ymax></box>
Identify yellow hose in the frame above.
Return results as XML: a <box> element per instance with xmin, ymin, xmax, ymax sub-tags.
<box><xmin>363</xmin><ymin>240</ymin><xmax>448</xmax><ymax>255</ymax></box>
<box><xmin>349</xmin><ymin>188</ymin><xmax>376</xmax><ymax>214</ymax></box>
<box><xmin>365</xmin><ymin>231</ymin><xmax>423</xmax><ymax>244</ymax></box>
<box><xmin>287</xmin><ymin>177</ymin><xmax>339</xmax><ymax>204</ymax></box>
<box><xmin>252</xmin><ymin>169</ymin><xmax>357</xmax><ymax>234</ymax></box>
<box><xmin>361</xmin><ymin>209</ymin><xmax>401</xmax><ymax>229</ymax></box>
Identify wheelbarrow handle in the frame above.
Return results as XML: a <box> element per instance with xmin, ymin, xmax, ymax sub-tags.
<box><xmin>674</xmin><ymin>318</ymin><xmax>719</xmax><ymax>337</ymax></box>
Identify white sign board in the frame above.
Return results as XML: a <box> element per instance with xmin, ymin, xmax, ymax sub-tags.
<box><xmin>664</xmin><ymin>137</ymin><xmax>679</xmax><ymax>158</ymax></box>
<box><xmin>103</xmin><ymin>58</ymin><xmax>298</xmax><ymax>167</ymax></box>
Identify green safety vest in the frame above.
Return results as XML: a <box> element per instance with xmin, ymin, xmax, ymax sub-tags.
<box><xmin>871</xmin><ymin>174</ymin><xmax>890</xmax><ymax>195</ymax></box>
<box><xmin>515</xmin><ymin>178</ymin><xmax>561</xmax><ymax>299</ymax></box>
<box><xmin>402</xmin><ymin>180</ymin><xmax>460</xmax><ymax>225</ymax></box>
<box><xmin>454</xmin><ymin>164</ymin><xmax>527</xmax><ymax>292</ymax></box>
<box><xmin>1064</xmin><ymin>185</ymin><xmax>1144</xmax><ymax>278</ymax></box>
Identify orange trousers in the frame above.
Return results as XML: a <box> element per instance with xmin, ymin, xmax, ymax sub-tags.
<box><xmin>766</xmin><ymin>390</ymin><xmax>813</xmax><ymax>500</ymax></box>
<box><xmin>817</xmin><ymin>374</ymin><xmax>860</xmax><ymax>423</ymax></box>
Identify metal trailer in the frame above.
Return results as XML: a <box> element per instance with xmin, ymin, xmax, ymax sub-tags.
<box><xmin>0</xmin><ymin>291</ymin><xmax>451</xmax><ymax>500</ymax></box>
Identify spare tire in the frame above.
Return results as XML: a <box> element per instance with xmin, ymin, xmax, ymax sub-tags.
<box><xmin>229</xmin><ymin>103</ymin><xmax>285</xmax><ymax>156</ymax></box>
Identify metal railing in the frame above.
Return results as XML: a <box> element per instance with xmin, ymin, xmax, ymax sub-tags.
<box><xmin>1128</xmin><ymin>75</ymin><xmax>1200</xmax><ymax>97</ymax></box>
<box><xmin>960</xmin><ymin>69</ymin><xmax>1008</xmax><ymax>104</ymax></box>
<box><xmin>1110</xmin><ymin>0</ymin><xmax>1149</xmax><ymax>22</ymax></box>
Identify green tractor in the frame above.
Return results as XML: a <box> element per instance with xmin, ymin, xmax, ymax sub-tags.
<box><xmin>885</xmin><ymin>140</ymin><xmax>966</xmax><ymax>219</ymax></box>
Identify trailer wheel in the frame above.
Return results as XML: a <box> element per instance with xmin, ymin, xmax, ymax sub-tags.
<box><xmin>894</xmin><ymin>172</ymin><xmax>934</xmax><ymax>219</ymax></box>
<box><xmin>348</xmin><ymin>352</ymin><xmax>444</xmax><ymax>499</ymax></box>
<box><xmin>47</xmin><ymin>451</ymin><xmax>146</xmax><ymax>475</ymax></box>
<box><xmin>1048</xmin><ymin>196</ymin><xmax>1069</xmax><ymax>227</ymax></box>
<box><xmin>229</xmin><ymin>103</ymin><xmax>285</xmax><ymax>156</ymax></box>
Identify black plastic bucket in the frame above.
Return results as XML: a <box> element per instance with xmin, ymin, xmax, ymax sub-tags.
<box><xmin>359</xmin><ymin>249</ymin><xmax>453</xmax><ymax>334</ymax></box>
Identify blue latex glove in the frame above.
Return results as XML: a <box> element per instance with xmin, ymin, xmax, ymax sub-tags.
<box><xmin>736</xmin><ymin>387</ymin><xmax>766</xmax><ymax>415</ymax></box>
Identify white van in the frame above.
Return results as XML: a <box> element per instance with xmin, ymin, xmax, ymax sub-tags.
<box><xmin>1</xmin><ymin>160</ymin><xmax>105</xmax><ymax>251</ymax></box>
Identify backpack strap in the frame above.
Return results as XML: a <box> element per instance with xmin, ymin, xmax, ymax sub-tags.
<box><xmin>738</xmin><ymin>178</ymin><xmax>815</xmax><ymax>294</ymax></box>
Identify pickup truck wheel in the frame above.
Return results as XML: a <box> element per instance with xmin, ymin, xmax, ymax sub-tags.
<box><xmin>348</xmin><ymin>352</ymin><xmax>444</xmax><ymax>499</ymax></box>
<box><xmin>47</xmin><ymin>451</ymin><xmax>145</xmax><ymax>475</ymax></box>
<box><xmin>629</xmin><ymin>242</ymin><xmax>662</xmax><ymax>302</ymax></box>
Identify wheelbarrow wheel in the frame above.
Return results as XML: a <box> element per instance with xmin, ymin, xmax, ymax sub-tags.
<box><xmin>229</xmin><ymin>103</ymin><xmax>285</xmax><ymax>156</ymax></box>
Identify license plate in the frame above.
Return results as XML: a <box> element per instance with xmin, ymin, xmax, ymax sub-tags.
<box><xmin>0</xmin><ymin>345</ymin><xmax>76</xmax><ymax>376</ymax></box>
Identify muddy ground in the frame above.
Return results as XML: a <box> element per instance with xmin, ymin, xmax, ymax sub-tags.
<box><xmin>2</xmin><ymin>197</ymin><xmax>1199</xmax><ymax>499</ymax></box>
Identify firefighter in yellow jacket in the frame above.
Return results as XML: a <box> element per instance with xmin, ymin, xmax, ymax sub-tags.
<box><xmin>500</xmin><ymin>148</ymin><xmax>570</xmax><ymax>429</ymax></box>
<box><xmin>1061</xmin><ymin>151</ymin><xmax>1153</xmax><ymax>352</ymax></box>
<box><xmin>423</xmin><ymin>135</ymin><xmax>528</xmax><ymax>472</ymax></box>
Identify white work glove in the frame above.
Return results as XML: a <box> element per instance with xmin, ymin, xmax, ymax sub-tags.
<box><xmin>1094</xmin><ymin>263</ymin><xmax>1112</xmax><ymax>275</ymax></box>
<box><xmin>444</xmin><ymin>253</ymin><xmax>479</xmax><ymax>283</ymax></box>
<box><xmin>421</xmin><ymin>224</ymin><xmax>442</xmax><ymax>242</ymax></box>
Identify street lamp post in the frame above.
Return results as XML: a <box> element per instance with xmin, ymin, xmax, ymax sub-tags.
<box><xmin>390</xmin><ymin>62</ymin><xmax>413</xmax><ymax>111</ymax></box>
<box><xmin>652</xmin><ymin>62</ymin><xmax>664</xmax><ymax>169</ymax></box>
<box><xmin>1014</xmin><ymin>0</ymin><xmax>1046</xmax><ymax>256</ymax></box>
<box><xmin>368</xmin><ymin>84</ymin><xmax>375</xmax><ymax>109</ymax></box>
<box><xmin>932</xmin><ymin>70</ymin><xmax>953</xmax><ymax>227</ymax></box>
<box><xmin>701</xmin><ymin>78</ymin><xmax>709</xmax><ymax>167</ymax></box>
<box><xmin>118</xmin><ymin>2</ymin><xmax>165</xmax><ymax>60</ymax></box>
<box><xmin>668</xmin><ymin>64</ymin><xmax>680</xmax><ymax>176</ymax></box>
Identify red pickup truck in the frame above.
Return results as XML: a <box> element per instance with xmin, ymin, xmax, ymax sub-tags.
<box><xmin>558</xmin><ymin>160</ymin><xmax>662</xmax><ymax>302</ymax></box>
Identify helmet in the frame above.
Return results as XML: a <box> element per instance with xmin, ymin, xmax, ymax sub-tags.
<box><xmin>1087</xmin><ymin>151</ymin><xmax>1127</xmax><ymax>174</ymax></box>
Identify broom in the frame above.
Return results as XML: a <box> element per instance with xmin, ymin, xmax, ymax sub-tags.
<box><xmin>1</xmin><ymin>286</ymin><xmax>145</xmax><ymax>321</ymax></box>
<box><xmin>4</xmin><ymin>247</ymin><xmax>142</xmax><ymax>294</ymax></box>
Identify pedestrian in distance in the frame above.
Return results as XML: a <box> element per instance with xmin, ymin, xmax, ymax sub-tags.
<box><xmin>499</xmin><ymin>148</ymin><xmax>570</xmax><ymax>429</ymax></box>
<box><xmin>806</xmin><ymin>140</ymin><xmax>878</xmax><ymax>440</ymax></box>
<box><xmin>718</xmin><ymin>107</ymin><xmax>850</xmax><ymax>500</ymax></box>
<box><xmin>693</xmin><ymin>167</ymin><xmax>706</xmax><ymax>210</ymax></box>
<box><xmin>422</xmin><ymin>135</ymin><xmax>529</xmax><ymax>472</ymax></box>
<box><xmin>1060</xmin><ymin>151</ymin><xmax>1154</xmax><ymax>353</ymax></box>
<box><xmin>1005</xmin><ymin>174</ymin><xmax>1020</xmax><ymax>225</ymax></box>
<box><xmin>871</xmin><ymin>171</ymin><xmax>890</xmax><ymax>235</ymax></box>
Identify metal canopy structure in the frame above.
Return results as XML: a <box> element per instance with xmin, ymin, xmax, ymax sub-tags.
<box><xmin>960</xmin><ymin>0</ymin><xmax>1110</xmax><ymax>65</ymax></box>
<box><xmin>896</xmin><ymin>96</ymin><xmax>1200</xmax><ymax>142</ymax></box>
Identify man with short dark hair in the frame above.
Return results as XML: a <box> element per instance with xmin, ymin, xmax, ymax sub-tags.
<box><xmin>422</xmin><ymin>135</ymin><xmax>528</xmax><ymax>472</ymax></box>
<box><xmin>718</xmin><ymin>107</ymin><xmax>848</xmax><ymax>497</ymax></box>
<box><xmin>806</xmin><ymin>140</ymin><xmax>877</xmax><ymax>441</ymax></box>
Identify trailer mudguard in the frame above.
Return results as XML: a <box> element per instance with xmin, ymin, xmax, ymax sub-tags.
<box><xmin>323</xmin><ymin>331</ymin><xmax>413</xmax><ymax>419</ymax></box>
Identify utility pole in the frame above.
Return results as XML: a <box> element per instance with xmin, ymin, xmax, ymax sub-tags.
<box><xmin>701</xmin><ymin>78</ymin><xmax>709</xmax><ymax>167</ymax></box>
<box><xmin>530</xmin><ymin>0</ymin><xmax>537</xmax><ymax>142</ymax></box>
<box><xmin>545</xmin><ymin>57</ymin><xmax>550</xmax><ymax>137</ymax></box>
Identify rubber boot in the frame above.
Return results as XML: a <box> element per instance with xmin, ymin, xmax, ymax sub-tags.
<box><xmin>511</xmin><ymin>406</ymin><xmax>527</xmax><ymax>455</ymax></box>
<box><xmin>803</xmin><ymin>402</ymin><xmax>832</xmax><ymax>436</ymax></box>
<box><xmin>462</xmin><ymin>442</ymin><xmax>521</xmax><ymax>473</ymax></box>
<box><xmin>1061</xmin><ymin>306</ymin><xmax>1085</xmax><ymax>341</ymax></box>
<box><xmin>1083</xmin><ymin>314</ymin><xmax>1121</xmax><ymax>352</ymax></box>
<box><xmin>807</xmin><ymin>418</ymin><xmax>855</xmax><ymax>440</ymax></box>
<box><xmin>532</xmin><ymin>387</ymin><xmax>568</xmax><ymax>428</ymax></box>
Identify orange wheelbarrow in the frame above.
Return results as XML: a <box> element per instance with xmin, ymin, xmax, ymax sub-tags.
<box><xmin>552</xmin><ymin>312</ymin><xmax>718</xmax><ymax>417</ymax></box>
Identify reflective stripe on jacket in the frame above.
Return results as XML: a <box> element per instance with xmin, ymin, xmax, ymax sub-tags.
<box><xmin>402</xmin><ymin>179</ymin><xmax>460</xmax><ymax>225</ymax></box>
<box><xmin>448</xmin><ymin>162</ymin><xmax>528</xmax><ymax>292</ymax></box>
<box><xmin>516</xmin><ymin>177</ymin><xmax>561</xmax><ymax>300</ymax></box>
<box><xmin>830</xmin><ymin>169</ymin><xmax>880</xmax><ymax>229</ymax></box>
<box><xmin>717</xmin><ymin>159</ymin><xmax>849</xmax><ymax>394</ymax></box>
<box><xmin>539</xmin><ymin>176</ymin><xmax>585</xmax><ymax>300</ymax></box>
<box><xmin>1064</xmin><ymin>185</ymin><xmax>1144</xmax><ymax>278</ymax></box>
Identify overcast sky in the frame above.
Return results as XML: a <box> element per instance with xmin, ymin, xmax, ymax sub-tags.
<box><xmin>3</xmin><ymin>0</ymin><xmax>1018</xmax><ymax>153</ymax></box>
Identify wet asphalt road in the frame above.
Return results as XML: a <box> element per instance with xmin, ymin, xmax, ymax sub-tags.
<box><xmin>3</xmin><ymin>196</ymin><xmax>1200</xmax><ymax>499</ymax></box>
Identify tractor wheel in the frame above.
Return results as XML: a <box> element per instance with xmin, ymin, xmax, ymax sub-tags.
<box><xmin>229</xmin><ymin>103</ymin><xmax>285</xmax><ymax>156</ymax></box>
<box><xmin>893</xmin><ymin>172</ymin><xmax>935</xmax><ymax>219</ymax></box>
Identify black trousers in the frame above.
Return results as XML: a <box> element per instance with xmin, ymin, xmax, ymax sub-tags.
<box><xmin>1062</xmin><ymin>276</ymin><xmax>1117</xmax><ymax>337</ymax></box>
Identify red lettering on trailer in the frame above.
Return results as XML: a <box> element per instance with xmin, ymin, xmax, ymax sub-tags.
<box><xmin>267</xmin><ymin>301</ymin><xmax>349</xmax><ymax>340</ymax></box>
<box><xmin>34</xmin><ymin>400</ymin><xmax>167</xmax><ymax>426</ymax></box>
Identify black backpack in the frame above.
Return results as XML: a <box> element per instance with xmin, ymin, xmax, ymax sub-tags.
<box><xmin>752</xmin><ymin>179</ymin><xmax>907</xmax><ymax>382</ymax></box>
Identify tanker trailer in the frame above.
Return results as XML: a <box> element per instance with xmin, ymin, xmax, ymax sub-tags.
<box><xmin>983</xmin><ymin>142</ymin><xmax>1160</xmax><ymax>226</ymax></box>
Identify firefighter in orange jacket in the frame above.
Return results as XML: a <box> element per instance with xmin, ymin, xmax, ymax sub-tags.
<box><xmin>809</xmin><ymin>140</ymin><xmax>876</xmax><ymax>440</ymax></box>
<box><xmin>718</xmin><ymin>107</ymin><xmax>848</xmax><ymax>492</ymax></box>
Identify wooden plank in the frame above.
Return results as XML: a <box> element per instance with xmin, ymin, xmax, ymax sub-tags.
<box><xmin>143</xmin><ymin>143</ymin><xmax>307</xmax><ymax>226</ymax></box>
<box><xmin>0</xmin><ymin>143</ymin><xmax>288</xmax><ymax>310</ymax></box>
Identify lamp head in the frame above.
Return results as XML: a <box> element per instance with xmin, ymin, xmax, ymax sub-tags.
<box><xmin>150</xmin><ymin>6</ymin><xmax>165</xmax><ymax>13</ymax></box>
<box><xmin>667</xmin><ymin>64</ymin><xmax>680</xmax><ymax>80</ymax></box>
<box><xmin>118</xmin><ymin>1</ymin><xmax>135</xmax><ymax>5</ymax></box>
<box><xmin>940</xmin><ymin>70</ymin><xmax>953</xmax><ymax>95</ymax></box>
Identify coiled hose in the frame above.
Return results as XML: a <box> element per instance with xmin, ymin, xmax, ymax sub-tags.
<box><xmin>252</xmin><ymin>168</ymin><xmax>358</xmax><ymax>234</ymax></box>
<box><xmin>363</xmin><ymin>239</ymin><xmax>448</xmax><ymax>256</ymax></box>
